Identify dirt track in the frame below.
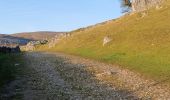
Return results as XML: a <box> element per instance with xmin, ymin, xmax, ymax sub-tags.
<box><xmin>0</xmin><ymin>52</ymin><xmax>170</xmax><ymax>100</ymax></box>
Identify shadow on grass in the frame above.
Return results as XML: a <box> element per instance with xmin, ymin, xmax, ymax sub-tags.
<box><xmin>0</xmin><ymin>53</ymin><xmax>18</xmax><ymax>88</ymax></box>
<box><xmin>0</xmin><ymin>53</ymin><xmax>24</xmax><ymax>99</ymax></box>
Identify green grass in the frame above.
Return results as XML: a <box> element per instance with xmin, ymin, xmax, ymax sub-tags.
<box><xmin>37</xmin><ymin>1</ymin><xmax>170</xmax><ymax>81</ymax></box>
<box><xmin>0</xmin><ymin>53</ymin><xmax>23</xmax><ymax>89</ymax></box>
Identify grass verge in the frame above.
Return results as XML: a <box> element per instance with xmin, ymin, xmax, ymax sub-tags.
<box><xmin>0</xmin><ymin>53</ymin><xmax>23</xmax><ymax>89</ymax></box>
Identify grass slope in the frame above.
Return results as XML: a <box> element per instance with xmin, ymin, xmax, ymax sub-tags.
<box><xmin>40</xmin><ymin>2</ymin><xmax>170</xmax><ymax>81</ymax></box>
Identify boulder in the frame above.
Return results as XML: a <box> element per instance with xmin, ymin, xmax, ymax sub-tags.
<box><xmin>103</xmin><ymin>36</ymin><xmax>112</xmax><ymax>46</ymax></box>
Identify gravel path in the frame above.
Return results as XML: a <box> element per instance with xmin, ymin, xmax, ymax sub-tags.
<box><xmin>22</xmin><ymin>52</ymin><xmax>138</xmax><ymax>100</ymax></box>
<box><xmin>1</xmin><ymin>52</ymin><xmax>170</xmax><ymax>100</ymax></box>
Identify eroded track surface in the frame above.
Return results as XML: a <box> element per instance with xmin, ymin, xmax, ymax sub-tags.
<box><xmin>1</xmin><ymin>52</ymin><xmax>170</xmax><ymax>100</ymax></box>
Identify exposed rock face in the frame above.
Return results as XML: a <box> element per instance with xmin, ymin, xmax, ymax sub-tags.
<box><xmin>132</xmin><ymin>0</ymin><xmax>162</xmax><ymax>12</ymax></box>
<box><xmin>25</xmin><ymin>42</ymin><xmax>35</xmax><ymax>51</ymax></box>
<box><xmin>25</xmin><ymin>40</ymin><xmax>48</xmax><ymax>51</ymax></box>
<box><xmin>48</xmin><ymin>33</ymin><xmax>71</xmax><ymax>48</ymax></box>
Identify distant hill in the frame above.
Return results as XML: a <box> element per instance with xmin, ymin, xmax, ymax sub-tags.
<box><xmin>0</xmin><ymin>31</ymin><xmax>65</xmax><ymax>45</ymax></box>
<box><xmin>0</xmin><ymin>34</ymin><xmax>31</xmax><ymax>45</ymax></box>
<box><xmin>11</xmin><ymin>31</ymin><xmax>65</xmax><ymax>41</ymax></box>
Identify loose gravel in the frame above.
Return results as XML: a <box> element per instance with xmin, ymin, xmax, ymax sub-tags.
<box><xmin>1</xmin><ymin>52</ymin><xmax>170</xmax><ymax>100</ymax></box>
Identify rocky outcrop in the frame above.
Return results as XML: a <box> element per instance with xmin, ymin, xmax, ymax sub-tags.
<box><xmin>132</xmin><ymin>0</ymin><xmax>162</xmax><ymax>12</ymax></box>
<box><xmin>25</xmin><ymin>42</ymin><xmax>35</xmax><ymax>51</ymax></box>
<box><xmin>48</xmin><ymin>33</ymin><xmax>71</xmax><ymax>48</ymax></box>
<box><xmin>25</xmin><ymin>40</ymin><xmax>48</xmax><ymax>51</ymax></box>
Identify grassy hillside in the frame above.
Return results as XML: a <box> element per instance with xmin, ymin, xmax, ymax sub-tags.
<box><xmin>39</xmin><ymin>2</ymin><xmax>170</xmax><ymax>81</ymax></box>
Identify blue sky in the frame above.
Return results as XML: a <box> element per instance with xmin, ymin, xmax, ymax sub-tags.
<box><xmin>0</xmin><ymin>0</ymin><xmax>122</xmax><ymax>34</ymax></box>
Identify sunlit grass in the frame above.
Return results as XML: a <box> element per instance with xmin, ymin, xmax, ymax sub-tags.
<box><xmin>37</xmin><ymin>2</ymin><xmax>170</xmax><ymax>81</ymax></box>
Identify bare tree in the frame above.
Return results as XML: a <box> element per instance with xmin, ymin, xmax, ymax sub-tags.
<box><xmin>123</xmin><ymin>0</ymin><xmax>132</xmax><ymax>7</ymax></box>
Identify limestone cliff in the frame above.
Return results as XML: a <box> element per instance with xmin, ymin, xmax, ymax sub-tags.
<box><xmin>131</xmin><ymin>0</ymin><xmax>162</xmax><ymax>12</ymax></box>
